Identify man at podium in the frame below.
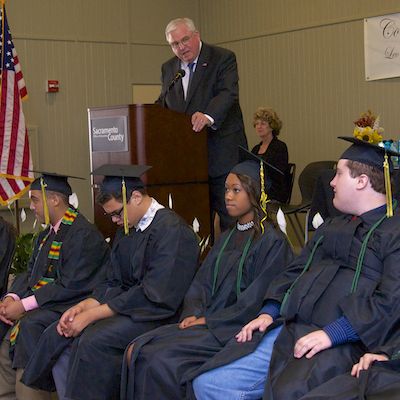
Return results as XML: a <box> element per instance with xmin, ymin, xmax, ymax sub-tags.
<box><xmin>158</xmin><ymin>17</ymin><xmax>248</xmax><ymax>234</ymax></box>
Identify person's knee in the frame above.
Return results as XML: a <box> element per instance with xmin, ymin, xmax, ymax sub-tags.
<box><xmin>192</xmin><ymin>373</ymin><xmax>210</xmax><ymax>399</ymax></box>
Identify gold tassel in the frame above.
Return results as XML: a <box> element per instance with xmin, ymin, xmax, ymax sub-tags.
<box><xmin>122</xmin><ymin>178</ymin><xmax>129</xmax><ymax>235</ymax></box>
<box><xmin>383</xmin><ymin>153</ymin><xmax>393</xmax><ymax>217</ymax></box>
<box><xmin>40</xmin><ymin>177</ymin><xmax>50</xmax><ymax>226</ymax></box>
<box><xmin>259</xmin><ymin>160</ymin><xmax>270</xmax><ymax>233</ymax></box>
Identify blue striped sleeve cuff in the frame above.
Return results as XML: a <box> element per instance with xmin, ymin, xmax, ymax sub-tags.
<box><xmin>323</xmin><ymin>316</ymin><xmax>359</xmax><ymax>347</ymax></box>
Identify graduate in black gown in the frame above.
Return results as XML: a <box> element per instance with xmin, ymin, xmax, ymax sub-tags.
<box><xmin>298</xmin><ymin>338</ymin><xmax>400</xmax><ymax>400</ymax></box>
<box><xmin>193</xmin><ymin>135</ymin><xmax>400</xmax><ymax>400</ymax></box>
<box><xmin>0</xmin><ymin>216</ymin><xmax>16</xmax><ymax>298</ymax></box>
<box><xmin>120</xmin><ymin>150</ymin><xmax>294</xmax><ymax>400</ymax></box>
<box><xmin>21</xmin><ymin>164</ymin><xmax>199</xmax><ymax>400</ymax></box>
<box><xmin>0</xmin><ymin>172</ymin><xmax>110</xmax><ymax>400</ymax></box>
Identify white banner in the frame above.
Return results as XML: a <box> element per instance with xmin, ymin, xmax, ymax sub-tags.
<box><xmin>364</xmin><ymin>13</ymin><xmax>400</xmax><ymax>81</ymax></box>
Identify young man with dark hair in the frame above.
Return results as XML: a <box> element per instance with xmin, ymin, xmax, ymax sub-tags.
<box><xmin>21</xmin><ymin>164</ymin><xmax>200</xmax><ymax>400</ymax></box>
<box><xmin>0</xmin><ymin>172</ymin><xmax>110</xmax><ymax>400</ymax></box>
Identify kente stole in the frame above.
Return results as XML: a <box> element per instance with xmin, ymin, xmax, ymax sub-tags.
<box><xmin>9</xmin><ymin>207</ymin><xmax>78</xmax><ymax>345</ymax></box>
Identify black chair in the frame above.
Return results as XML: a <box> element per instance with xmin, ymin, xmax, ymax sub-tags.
<box><xmin>277</xmin><ymin>160</ymin><xmax>337</xmax><ymax>246</ymax></box>
<box><xmin>284</xmin><ymin>163</ymin><xmax>296</xmax><ymax>204</ymax></box>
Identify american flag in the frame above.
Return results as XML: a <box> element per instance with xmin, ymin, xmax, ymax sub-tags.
<box><xmin>0</xmin><ymin>2</ymin><xmax>33</xmax><ymax>205</ymax></box>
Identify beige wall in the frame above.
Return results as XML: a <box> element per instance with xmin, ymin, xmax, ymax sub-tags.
<box><xmin>5</xmin><ymin>0</ymin><xmax>400</xmax><ymax>224</ymax></box>
<box><xmin>199</xmin><ymin>0</ymin><xmax>400</xmax><ymax>201</ymax></box>
<box><xmin>6</xmin><ymin>0</ymin><xmax>199</xmax><ymax>219</ymax></box>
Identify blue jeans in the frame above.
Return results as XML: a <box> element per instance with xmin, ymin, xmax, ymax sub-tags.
<box><xmin>193</xmin><ymin>325</ymin><xmax>282</xmax><ymax>400</ymax></box>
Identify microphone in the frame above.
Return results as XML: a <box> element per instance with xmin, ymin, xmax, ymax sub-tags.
<box><xmin>168</xmin><ymin>69</ymin><xmax>186</xmax><ymax>90</ymax></box>
<box><xmin>159</xmin><ymin>69</ymin><xmax>186</xmax><ymax>108</ymax></box>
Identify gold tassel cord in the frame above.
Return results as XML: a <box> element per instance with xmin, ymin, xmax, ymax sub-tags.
<box><xmin>40</xmin><ymin>177</ymin><xmax>50</xmax><ymax>226</ymax></box>
<box><xmin>121</xmin><ymin>178</ymin><xmax>129</xmax><ymax>235</ymax></box>
<box><xmin>383</xmin><ymin>154</ymin><xmax>393</xmax><ymax>217</ymax></box>
<box><xmin>259</xmin><ymin>160</ymin><xmax>269</xmax><ymax>234</ymax></box>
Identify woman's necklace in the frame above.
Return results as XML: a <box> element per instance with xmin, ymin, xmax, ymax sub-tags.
<box><xmin>237</xmin><ymin>220</ymin><xmax>254</xmax><ymax>231</ymax></box>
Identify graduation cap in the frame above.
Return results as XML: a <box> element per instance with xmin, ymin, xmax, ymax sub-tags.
<box><xmin>231</xmin><ymin>146</ymin><xmax>284</xmax><ymax>184</ymax></box>
<box><xmin>338</xmin><ymin>136</ymin><xmax>400</xmax><ymax>217</ymax></box>
<box><xmin>92</xmin><ymin>164</ymin><xmax>152</xmax><ymax>234</ymax></box>
<box><xmin>30</xmin><ymin>171</ymin><xmax>84</xmax><ymax>225</ymax></box>
<box><xmin>231</xmin><ymin>146</ymin><xmax>282</xmax><ymax>232</ymax></box>
<box><xmin>339</xmin><ymin>136</ymin><xmax>400</xmax><ymax>171</ymax></box>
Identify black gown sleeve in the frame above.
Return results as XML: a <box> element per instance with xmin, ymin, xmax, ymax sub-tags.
<box><xmin>106</xmin><ymin>220</ymin><xmax>199</xmax><ymax>321</ymax></box>
<box><xmin>33</xmin><ymin>227</ymin><xmax>110</xmax><ymax>308</ymax></box>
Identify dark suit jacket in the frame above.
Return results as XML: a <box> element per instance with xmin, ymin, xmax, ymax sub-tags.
<box><xmin>157</xmin><ymin>43</ymin><xmax>248</xmax><ymax>178</ymax></box>
<box><xmin>252</xmin><ymin>137</ymin><xmax>289</xmax><ymax>202</ymax></box>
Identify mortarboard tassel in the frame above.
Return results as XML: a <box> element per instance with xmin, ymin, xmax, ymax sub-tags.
<box><xmin>40</xmin><ymin>177</ymin><xmax>50</xmax><ymax>226</ymax></box>
<box><xmin>121</xmin><ymin>178</ymin><xmax>129</xmax><ymax>235</ymax></box>
<box><xmin>383</xmin><ymin>153</ymin><xmax>393</xmax><ymax>217</ymax></box>
<box><xmin>259</xmin><ymin>160</ymin><xmax>270</xmax><ymax>234</ymax></box>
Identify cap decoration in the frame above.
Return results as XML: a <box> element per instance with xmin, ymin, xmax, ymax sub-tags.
<box><xmin>353</xmin><ymin>110</ymin><xmax>383</xmax><ymax>144</ymax></box>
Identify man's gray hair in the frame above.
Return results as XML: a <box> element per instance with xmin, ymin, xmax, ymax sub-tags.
<box><xmin>165</xmin><ymin>17</ymin><xmax>197</xmax><ymax>40</ymax></box>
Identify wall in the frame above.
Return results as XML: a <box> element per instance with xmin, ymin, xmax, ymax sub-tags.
<box><xmin>199</xmin><ymin>0</ymin><xmax>400</xmax><ymax>202</ymax></box>
<box><xmin>4</xmin><ymin>0</ymin><xmax>400</xmax><ymax>224</ymax></box>
<box><xmin>6</xmin><ymin>0</ymin><xmax>199</xmax><ymax>220</ymax></box>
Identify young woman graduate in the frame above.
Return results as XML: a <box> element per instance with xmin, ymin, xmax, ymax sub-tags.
<box><xmin>120</xmin><ymin>148</ymin><xmax>294</xmax><ymax>400</ymax></box>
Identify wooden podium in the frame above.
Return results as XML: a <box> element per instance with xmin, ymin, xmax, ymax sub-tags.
<box><xmin>88</xmin><ymin>104</ymin><xmax>210</xmax><ymax>240</ymax></box>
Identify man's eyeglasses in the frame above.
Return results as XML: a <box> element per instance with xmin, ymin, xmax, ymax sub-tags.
<box><xmin>104</xmin><ymin>206</ymin><xmax>124</xmax><ymax>219</ymax></box>
<box><xmin>169</xmin><ymin>32</ymin><xmax>195</xmax><ymax>49</ymax></box>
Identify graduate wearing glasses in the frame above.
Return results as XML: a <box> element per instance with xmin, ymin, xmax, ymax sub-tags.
<box><xmin>21</xmin><ymin>165</ymin><xmax>199</xmax><ymax>400</ymax></box>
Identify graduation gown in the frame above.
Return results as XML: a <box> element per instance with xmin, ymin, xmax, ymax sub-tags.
<box><xmin>22</xmin><ymin>208</ymin><xmax>199</xmax><ymax>400</ymax></box>
<box><xmin>298</xmin><ymin>338</ymin><xmax>400</xmax><ymax>400</ymax></box>
<box><xmin>5</xmin><ymin>213</ymin><xmax>110</xmax><ymax>369</ymax></box>
<box><xmin>120</xmin><ymin>222</ymin><xmax>293</xmax><ymax>400</ymax></box>
<box><xmin>184</xmin><ymin>206</ymin><xmax>400</xmax><ymax>400</ymax></box>
<box><xmin>262</xmin><ymin>206</ymin><xmax>400</xmax><ymax>399</ymax></box>
<box><xmin>0</xmin><ymin>217</ymin><xmax>16</xmax><ymax>298</ymax></box>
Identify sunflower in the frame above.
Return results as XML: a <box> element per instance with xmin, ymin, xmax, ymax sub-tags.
<box><xmin>353</xmin><ymin>126</ymin><xmax>383</xmax><ymax>144</ymax></box>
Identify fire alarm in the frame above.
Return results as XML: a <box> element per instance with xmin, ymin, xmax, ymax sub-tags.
<box><xmin>46</xmin><ymin>80</ymin><xmax>59</xmax><ymax>93</ymax></box>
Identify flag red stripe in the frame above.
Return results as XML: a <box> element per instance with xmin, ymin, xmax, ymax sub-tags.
<box><xmin>6</xmin><ymin>80</ymin><xmax>22</xmax><ymax>194</ymax></box>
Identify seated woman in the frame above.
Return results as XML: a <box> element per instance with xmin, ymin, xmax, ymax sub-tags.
<box><xmin>120</xmin><ymin>151</ymin><xmax>294</xmax><ymax>400</ymax></box>
<box><xmin>299</xmin><ymin>344</ymin><xmax>400</xmax><ymax>400</ymax></box>
<box><xmin>251</xmin><ymin>107</ymin><xmax>289</xmax><ymax>203</ymax></box>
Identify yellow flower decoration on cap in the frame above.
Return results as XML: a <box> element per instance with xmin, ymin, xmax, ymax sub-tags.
<box><xmin>353</xmin><ymin>110</ymin><xmax>383</xmax><ymax>144</ymax></box>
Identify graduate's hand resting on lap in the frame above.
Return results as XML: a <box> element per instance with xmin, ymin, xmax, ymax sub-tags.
<box><xmin>0</xmin><ymin>297</ymin><xmax>16</xmax><ymax>325</ymax></box>
<box><xmin>179</xmin><ymin>316</ymin><xmax>206</xmax><ymax>329</ymax></box>
<box><xmin>351</xmin><ymin>353</ymin><xmax>389</xmax><ymax>378</ymax></box>
<box><xmin>61</xmin><ymin>311</ymin><xmax>93</xmax><ymax>337</ymax></box>
<box><xmin>294</xmin><ymin>330</ymin><xmax>332</xmax><ymax>359</ymax></box>
<box><xmin>57</xmin><ymin>305</ymin><xmax>83</xmax><ymax>336</ymax></box>
<box><xmin>179</xmin><ymin>316</ymin><xmax>197</xmax><ymax>329</ymax></box>
<box><xmin>1</xmin><ymin>300</ymin><xmax>25</xmax><ymax>321</ymax></box>
<box><xmin>236</xmin><ymin>314</ymin><xmax>273</xmax><ymax>343</ymax></box>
